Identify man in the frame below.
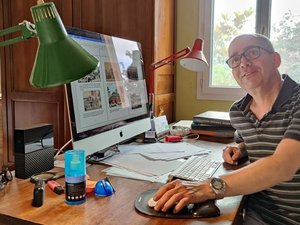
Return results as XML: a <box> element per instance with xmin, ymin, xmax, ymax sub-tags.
<box><xmin>152</xmin><ymin>34</ymin><xmax>300</xmax><ymax>225</ymax></box>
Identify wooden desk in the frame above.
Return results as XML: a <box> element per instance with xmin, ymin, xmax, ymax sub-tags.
<box><xmin>0</xmin><ymin>140</ymin><xmax>244</xmax><ymax>225</ymax></box>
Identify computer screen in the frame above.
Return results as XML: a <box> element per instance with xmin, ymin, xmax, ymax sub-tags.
<box><xmin>65</xmin><ymin>27</ymin><xmax>151</xmax><ymax>157</ymax></box>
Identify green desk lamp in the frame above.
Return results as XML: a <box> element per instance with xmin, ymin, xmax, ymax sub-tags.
<box><xmin>0</xmin><ymin>0</ymin><xmax>99</xmax><ymax>87</ymax></box>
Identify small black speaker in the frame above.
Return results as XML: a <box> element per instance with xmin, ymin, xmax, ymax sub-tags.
<box><xmin>14</xmin><ymin>124</ymin><xmax>54</xmax><ymax>179</ymax></box>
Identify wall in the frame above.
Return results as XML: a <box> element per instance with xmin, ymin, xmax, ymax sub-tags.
<box><xmin>0</xmin><ymin>0</ymin><xmax>175</xmax><ymax>165</ymax></box>
<box><xmin>175</xmin><ymin>0</ymin><xmax>233</xmax><ymax>120</ymax></box>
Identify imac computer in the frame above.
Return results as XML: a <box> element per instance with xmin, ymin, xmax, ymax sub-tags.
<box><xmin>65</xmin><ymin>27</ymin><xmax>151</xmax><ymax>159</ymax></box>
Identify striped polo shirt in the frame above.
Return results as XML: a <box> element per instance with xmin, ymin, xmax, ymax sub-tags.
<box><xmin>229</xmin><ymin>75</ymin><xmax>300</xmax><ymax>225</ymax></box>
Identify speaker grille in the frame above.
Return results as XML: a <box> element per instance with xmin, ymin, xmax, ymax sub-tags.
<box><xmin>15</xmin><ymin>147</ymin><xmax>54</xmax><ymax>179</ymax></box>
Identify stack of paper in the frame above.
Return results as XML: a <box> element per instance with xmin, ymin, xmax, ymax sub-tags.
<box><xmin>102</xmin><ymin>142</ymin><xmax>210</xmax><ymax>182</ymax></box>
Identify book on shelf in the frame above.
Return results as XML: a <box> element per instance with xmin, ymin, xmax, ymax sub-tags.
<box><xmin>190</xmin><ymin>128</ymin><xmax>235</xmax><ymax>138</ymax></box>
<box><xmin>191</xmin><ymin>122</ymin><xmax>234</xmax><ymax>131</ymax></box>
<box><xmin>193</xmin><ymin>111</ymin><xmax>232</xmax><ymax>127</ymax></box>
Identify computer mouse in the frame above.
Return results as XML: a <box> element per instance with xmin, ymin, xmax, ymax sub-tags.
<box><xmin>191</xmin><ymin>200</ymin><xmax>220</xmax><ymax>218</ymax></box>
<box><xmin>147</xmin><ymin>197</ymin><xmax>157</xmax><ymax>208</ymax></box>
<box><xmin>147</xmin><ymin>197</ymin><xmax>219</xmax><ymax>218</ymax></box>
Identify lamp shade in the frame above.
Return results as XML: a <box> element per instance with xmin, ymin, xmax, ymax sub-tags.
<box><xmin>180</xmin><ymin>38</ymin><xmax>208</xmax><ymax>72</ymax></box>
<box><xmin>30</xmin><ymin>2</ymin><xmax>99</xmax><ymax>87</ymax></box>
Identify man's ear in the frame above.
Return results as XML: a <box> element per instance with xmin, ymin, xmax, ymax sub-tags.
<box><xmin>273</xmin><ymin>52</ymin><xmax>281</xmax><ymax>68</ymax></box>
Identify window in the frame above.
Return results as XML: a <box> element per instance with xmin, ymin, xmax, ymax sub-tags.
<box><xmin>198</xmin><ymin>0</ymin><xmax>300</xmax><ymax>101</ymax></box>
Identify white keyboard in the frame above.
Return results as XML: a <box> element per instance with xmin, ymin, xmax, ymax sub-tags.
<box><xmin>168</xmin><ymin>156</ymin><xmax>222</xmax><ymax>182</ymax></box>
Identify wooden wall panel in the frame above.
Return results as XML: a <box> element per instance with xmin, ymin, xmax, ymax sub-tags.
<box><xmin>0</xmin><ymin>0</ymin><xmax>175</xmax><ymax>165</ymax></box>
<box><xmin>153</xmin><ymin>0</ymin><xmax>175</xmax><ymax>122</ymax></box>
<box><xmin>155</xmin><ymin>93</ymin><xmax>174</xmax><ymax>121</ymax></box>
<box><xmin>12</xmin><ymin>100</ymin><xmax>63</xmax><ymax>161</ymax></box>
<box><xmin>156</xmin><ymin>73</ymin><xmax>175</xmax><ymax>94</ymax></box>
<box><xmin>0</xmin><ymin>0</ymin><xmax>7</xmax><ymax>167</ymax></box>
<box><xmin>0</xmin><ymin>0</ymin><xmax>72</xmax><ymax>164</ymax></box>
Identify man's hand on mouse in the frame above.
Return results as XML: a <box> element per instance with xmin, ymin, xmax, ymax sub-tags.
<box><xmin>152</xmin><ymin>179</ymin><xmax>216</xmax><ymax>214</ymax></box>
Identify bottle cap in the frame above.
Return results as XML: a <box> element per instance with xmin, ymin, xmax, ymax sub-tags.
<box><xmin>65</xmin><ymin>149</ymin><xmax>86</xmax><ymax>177</ymax></box>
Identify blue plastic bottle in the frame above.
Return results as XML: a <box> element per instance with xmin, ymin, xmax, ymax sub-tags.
<box><xmin>64</xmin><ymin>149</ymin><xmax>86</xmax><ymax>205</ymax></box>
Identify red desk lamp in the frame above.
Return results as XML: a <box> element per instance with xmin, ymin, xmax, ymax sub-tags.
<box><xmin>149</xmin><ymin>38</ymin><xmax>208</xmax><ymax>116</ymax></box>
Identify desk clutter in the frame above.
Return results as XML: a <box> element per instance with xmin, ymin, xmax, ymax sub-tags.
<box><xmin>99</xmin><ymin>142</ymin><xmax>223</xmax><ymax>218</ymax></box>
<box><xmin>95</xmin><ymin>114</ymin><xmax>232</xmax><ymax>184</ymax></box>
<box><xmin>0</xmin><ymin>166</ymin><xmax>13</xmax><ymax>191</ymax></box>
<box><xmin>102</xmin><ymin>142</ymin><xmax>211</xmax><ymax>183</ymax></box>
<box><xmin>0</xmin><ymin>138</ymin><xmax>242</xmax><ymax>223</ymax></box>
<box><xmin>24</xmin><ymin>150</ymin><xmax>116</xmax><ymax>209</ymax></box>
<box><xmin>3</xmin><ymin>116</ymin><xmax>232</xmax><ymax>219</ymax></box>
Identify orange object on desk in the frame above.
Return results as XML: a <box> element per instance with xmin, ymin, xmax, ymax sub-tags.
<box><xmin>86</xmin><ymin>179</ymin><xmax>97</xmax><ymax>193</ymax></box>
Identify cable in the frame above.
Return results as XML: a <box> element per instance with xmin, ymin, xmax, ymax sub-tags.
<box><xmin>182</xmin><ymin>133</ymin><xmax>199</xmax><ymax>141</ymax></box>
<box><xmin>86</xmin><ymin>145</ymin><xmax>120</xmax><ymax>164</ymax></box>
<box><xmin>54</xmin><ymin>139</ymin><xmax>72</xmax><ymax>160</ymax></box>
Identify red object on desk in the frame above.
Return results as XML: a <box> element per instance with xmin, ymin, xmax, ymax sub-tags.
<box><xmin>47</xmin><ymin>180</ymin><xmax>64</xmax><ymax>195</ymax></box>
<box><xmin>165</xmin><ymin>135</ymin><xmax>183</xmax><ymax>142</ymax></box>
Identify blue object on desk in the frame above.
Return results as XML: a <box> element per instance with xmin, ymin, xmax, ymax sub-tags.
<box><xmin>94</xmin><ymin>179</ymin><xmax>114</xmax><ymax>196</ymax></box>
<box><xmin>65</xmin><ymin>149</ymin><xmax>86</xmax><ymax>205</ymax></box>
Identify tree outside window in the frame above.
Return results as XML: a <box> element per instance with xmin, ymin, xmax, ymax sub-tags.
<box><xmin>202</xmin><ymin>0</ymin><xmax>300</xmax><ymax>100</ymax></box>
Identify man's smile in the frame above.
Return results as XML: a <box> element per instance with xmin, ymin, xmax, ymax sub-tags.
<box><xmin>241</xmin><ymin>70</ymin><xmax>258</xmax><ymax>78</ymax></box>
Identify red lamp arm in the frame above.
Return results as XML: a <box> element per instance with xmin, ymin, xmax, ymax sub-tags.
<box><xmin>149</xmin><ymin>47</ymin><xmax>190</xmax><ymax>97</ymax></box>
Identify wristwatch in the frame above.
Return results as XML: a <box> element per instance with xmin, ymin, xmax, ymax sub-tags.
<box><xmin>209</xmin><ymin>177</ymin><xmax>226</xmax><ymax>198</ymax></box>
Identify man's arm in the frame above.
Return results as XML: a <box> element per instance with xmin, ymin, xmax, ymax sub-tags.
<box><xmin>221</xmin><ymin>138</ymin><xmax>300</xmax><ymax>197</ymax></box>
<box><xmin>153</xmin><ymin>138</ymin><xmax>300</xmax><ymax>213</ymax></box>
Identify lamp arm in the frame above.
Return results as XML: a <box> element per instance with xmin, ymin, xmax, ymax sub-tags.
<box><xmin>0</xmin><ymin>20</ymin><xmax>36</xmax><ymax>47</ymax></box>
<box><xmin>150</xmin><ymin>47</ymin><xmax>190</xmax><ymax>71</ymax></box>
<box><xmin>148</xmin><ymin>47</ymin><xmax>190</xmax><ymax>115</ymax></box>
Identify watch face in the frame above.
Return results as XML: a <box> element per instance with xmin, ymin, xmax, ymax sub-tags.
<box><xmin>213</xmin><ymin>179</ymin><xmax>223</xmax><ymax>190</ymax></box>
<box><xmin>211</xmin><ymin>178</ymin><xmax>226</xmax><ymax>194</ymax></box>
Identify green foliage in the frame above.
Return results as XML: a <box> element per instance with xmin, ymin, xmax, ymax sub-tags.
<box><xmin>212</xmin><ymin>6</ymin><xmax>300</xmax><ymax>86</ymax></box>
<box><xmin>211</xmin><ymin>64</ymin><xmax>238</xmax><ymax>87</ymax></box>
<box><xmin>212</xmin><ymin>7</ymin><xmax>254</xmax><ymax>86</ymax></box>
<box><xmin>271</xmin><ymin>11</ymin><xmax>300</xmax><ymax>82</ymax></box>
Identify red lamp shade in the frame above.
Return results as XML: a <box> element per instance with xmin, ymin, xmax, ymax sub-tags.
<box><xmin>149</xmin><ymin>38</ymin><xmax>208</xmax><ymax>115</ymax></box>
<box><xmin>180</xmin><ymin>38</ymin><xmax>208</xmax><ymax>72</ymax></box>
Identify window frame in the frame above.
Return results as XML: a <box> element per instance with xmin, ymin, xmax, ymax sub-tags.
<box><xmin>197</xmin><ymin>0</ymin><xmax>271</xmax><ymax>101</ymax></box>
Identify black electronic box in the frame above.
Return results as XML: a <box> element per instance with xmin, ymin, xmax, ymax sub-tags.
<box><xmin>14</xmin><ymin>124</ymin><xmax>54</xmax><ymax>179</ymax></box>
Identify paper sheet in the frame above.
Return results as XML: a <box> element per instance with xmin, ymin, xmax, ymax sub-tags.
<box><xmin>101</xmin><ymin>142</ymin><xmax>210</xmax><ymax>177</ymax></box>
<box><xmin>103</xmin><ymin>153</ymin><xmax>184</xmax><ymax>176</ymax></box>
<box><xmin>172</xmin><ymin>120</ymin><xmax>193</xmax><ymax>128</ymax></box>
<box><xmin>103</xmin><ymin>167</ymin><xmax>169</xmax><ymax>183</ymax></box>
<box><xmin>118</xmin><ymin>142</ymin><xmax>210</xmax><ymax>160</ymax></box>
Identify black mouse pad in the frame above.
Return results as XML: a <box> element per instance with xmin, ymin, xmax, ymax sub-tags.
<box><xmin>135</xmin><ymin>189</ymin><xmax>220</xmax><ymax>218</ymax></box>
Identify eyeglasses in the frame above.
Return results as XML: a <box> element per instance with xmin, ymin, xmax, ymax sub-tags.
<box><xmin>0</xmin><ymin>166</ymin><xmax>13</xmax><ymax>190</ymax></box>
<box><xmin>226</xmin><ymin>46</ymin><xmax>273</xmax><ymax>69</ymax></box>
